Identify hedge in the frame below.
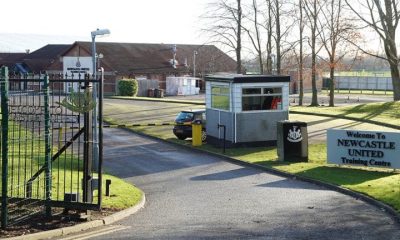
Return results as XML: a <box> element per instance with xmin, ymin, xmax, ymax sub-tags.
<box><xmin>118</xmin><ymin>79</ymin><xmax>138</xmax><ymax>96</ymax></box>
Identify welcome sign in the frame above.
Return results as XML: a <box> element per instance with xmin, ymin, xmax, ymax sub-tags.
<box><xmin>327</xmin><ymin>129</ymin><xmax>400</xmax><ymax>169</ymax></box>
<box><xmin>63</xmin><ymin>56</ymin><xmax>92</xmax><ymax>93</ymax></box>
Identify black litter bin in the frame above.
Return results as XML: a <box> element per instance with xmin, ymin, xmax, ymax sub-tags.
<box><xmin>148</xmin><ymin>88</ymin><xmax>155</xmax><ymax>97</ymax></box>
<box><xmin>155</xmin><ymin>89</ymin><xmax>164</xmax><ymax>98</ymax></box>
<box><xmin>277</xmin><ymin>121</ymin><xmax>308</xmax><ymax>162</ymax></box>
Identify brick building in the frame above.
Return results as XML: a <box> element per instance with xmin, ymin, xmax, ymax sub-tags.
<box><xmin>1</xmin><ymin>42</ymin><xmax>237</xmax><ymax>95</ymax></box>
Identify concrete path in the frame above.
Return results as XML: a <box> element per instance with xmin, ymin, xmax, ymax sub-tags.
<box><xmin>80</xmin><ymin>128</ymin><xmax>400</xmax><ymax>240</ymax></box>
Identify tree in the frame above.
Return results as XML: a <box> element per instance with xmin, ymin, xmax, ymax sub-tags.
<box><xmin>265</xmin><ymin>0</ymin><xmax>274</xmax><ymax>74</ymax></box>
<box><xmin>243</xmin><ymin>0</ymin><xmax>264</xmax><ymax>73</ymax></box>
<box><xmin>270</xmin><ymin>0</ymin><xmax>297</xmax><ymax>75</ymax></box>
<box><xmin>319</xmin><ymin>0</ymin><xmax>356</xmax><ymax>106</ymax></box>
<box><xmin>345</xmin><ymin>0</ymin><xmax>400</xmax><ymax>101</ymax></box>
<box><xmin>273</xmin><ymin>0</ymin><xmax>282</xmax><ymax>74</ymax></box>
<box><xmin>298</xmin><ymin>0</ymin><xmax>305</xmax><ymax>105</ymax></box>
<box><xmin>202</xmin><ymin>0</ymin><xmax>243</xmax><ymax>73</ymax></box>
<box><xmin>304</xmin><ymin>0</ymin><xmax>323</xmax><ymax>106</ymax></box>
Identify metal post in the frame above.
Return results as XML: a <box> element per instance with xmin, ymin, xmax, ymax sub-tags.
<box><xmin>385</xmin><ymin>77</ymin><xmax>388</xmax><ymax>95</ymax></box>
<box><xmin>91</xmin><ymin>35</ymin><xmax>99</xmax><ymax>176</ymax></box>
<box><xmin>98</xmin><ymin>68</ymin><xmax>104</xmax><ymax>208</ymax></box>
<box><xmin>218</xmin><ymin>124</ymin><xmax>226</xmax><ymax>153</ymax></box>
<box><xmin>1</xmin><ymin>66</ymin><xmax>9</xmax><ymax>229</ymax></box>
<box><xmin>83</xmin><ymin>77</ymin><xmax>93</xmax><ymax>203</ymax></box>
<box><xmin>90</xmin><ymin>29</ymin><xmax>109</xmax><ymax>206</ymax></box>
<box><xmin>193</xmin><ymin>50</ymin><xmax>197</xmax><ymax>77</ymax></box>
<box><xmin>44</xmin><ymin>74</ymin><xmax>52</xmax><ymax>217</ymax></box>
<box><xmin>348</xmin><ymin>78</ymin><xmax>350</xmax><ymax>93</ymax></box>
<box><xmin>105</xmin><ymin>179</ymin><xmax>111</xmax><ymax>197</ymax></box>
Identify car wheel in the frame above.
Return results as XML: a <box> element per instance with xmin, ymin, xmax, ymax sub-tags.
<box><xmin>177</xmin><ymin>134</ymin><xmax>187</xmax><ymax>140</ymax></box>
<box><xmin>201</xmin><ymin>130</ymin><xmax>207</xmax><ymax>142</ymax></box>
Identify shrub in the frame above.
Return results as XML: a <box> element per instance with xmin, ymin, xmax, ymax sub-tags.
<box><xmin>118</xmin><ymin>79</ymin><xmax>138</xmax><ymax>96</ymax></box>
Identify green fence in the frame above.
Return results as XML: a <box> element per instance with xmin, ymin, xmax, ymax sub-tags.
<box><xmin>0</xmin><ymin>66</ymin><xmax>104</xmax><ymax>229</ymax></box>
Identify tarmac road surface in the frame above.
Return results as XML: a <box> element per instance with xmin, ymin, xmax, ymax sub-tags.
<box><xmin>66</xmin><ymin>127</ymin><xmax>400</xmax><ymax>240</ymax></box>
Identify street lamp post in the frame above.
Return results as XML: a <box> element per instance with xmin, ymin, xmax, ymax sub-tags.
<box><xmin>89</xmin><ymin>28</ymin><xmax>110</xmax><ymax>202</ymax></box>
<box><xmin>91</xmin><ymin>29</ymin><xmax>110</xmax><ymax>82</ymax></box>
<box><xmin>271</xmin><ymin>54</ymin><xmax>276</xmax><ymax>74</ymax></box>
<box><xmin>193</xmin><ymin>50</ymin><xmax>198</xmax><ymax>77</ymax></box>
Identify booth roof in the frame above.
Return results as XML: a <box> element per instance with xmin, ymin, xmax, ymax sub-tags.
<box><xmin>205</xmin><ymin>74</ymin><xmax>290</xmax><ymax>83</ymax></box>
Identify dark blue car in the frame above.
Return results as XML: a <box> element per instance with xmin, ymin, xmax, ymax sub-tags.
<box><xmin>173</xmin><ymin>109</ymin><xmax>206</xmax><ymax>141</ymax></box>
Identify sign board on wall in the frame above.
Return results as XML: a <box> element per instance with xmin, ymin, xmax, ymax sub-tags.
<box><xmin>63</xmin><ymin>56</ymin><xmax>92</xmax><ymax>93</ymax></box>
<box><xmin>327</xmin><ymin>129</ymin><xmax>400</xmax><ymax>169</ymax></box>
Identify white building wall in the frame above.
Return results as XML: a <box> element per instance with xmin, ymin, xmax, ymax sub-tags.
<box><xmin>205</xmin><ymin>81</ymin><xmax>211</xmax><ymax>108</ymax></box>
<box><xmin>232</xmin><ymin>84</ymin><xmax>242</xmax><ymax>113</ymax></box>
<box><xmin>282</xmin><ymin>83</ymin><xmax>289</xmax><ymax>110</ymax></box>
<box><xmin>166</xmin><ymin>77</ymin><xmax>199</xmax><ymax>96</ymax></box>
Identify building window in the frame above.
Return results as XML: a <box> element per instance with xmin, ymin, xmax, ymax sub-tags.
<box><xmin>242</xmin><ymin>87</ymin><xmax>282</xmax><ymax>111</ymax></box>
<box><xmin>211</xmin><ymin>85</ymin><xmax>230</xmax><ymax>110</ymax></box>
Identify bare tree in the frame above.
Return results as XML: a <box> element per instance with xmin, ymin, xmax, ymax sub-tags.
<box><xmin>304</xmin><ymin>0</ymin><xmax>323</xmax><ymax>106</ymax></box>
<box><xmin>320</xmin><ymin>0</ymin><xmax>356</xmax><ymax>106</ymax></box>
<box><xmin>267</xmin><ymin>0</ymin><xmax>296</xmax><ymax>76</ymax></box>
<box><xmin>282</xmin><ymin>0</ymin><xmax>307</xmax><ymax>104</ymax></box>
<box><xmin>273</xmin><ymin>0</ymin><xmax>282</xmax><ymax>74</ymax></box>
<box><xmin>345</xmin><ymin>0</ymin><xmax>400</xmax><ymax>101</ymax></box>
<box><xmin>243</xmin><ymin>0</ymin><xmax>264</xmax><ymax>73</ymax></box>
<box><xmin>263</xmin><ymin>0</ymin><xmax>274</xmax><ymax>74</ymax></box>
<box><xmin>202</xmin><ymin>0</ymin><xmax>243</xmax><ymax>73</ymax></box>
<box><xmin>299</xmin><ymin>0</ymin><xmax>305</xmax><ymax>105</ymax></box>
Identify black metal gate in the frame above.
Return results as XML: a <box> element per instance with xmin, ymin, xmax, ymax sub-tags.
<box><xmin>0</xmin><ymin>66</ymin><xmax>104</xmax><ymax>228</ymax></box>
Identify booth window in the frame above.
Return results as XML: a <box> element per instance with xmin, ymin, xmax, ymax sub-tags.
<box><xmin>211</xmin><ymin>85</ymin><xmax>230</xmax><ymax>110</ymax></box>
<box><xmin>242</xmin><ymin>87</ymin><xmax>282</xmax><ymax>111</ymax></box>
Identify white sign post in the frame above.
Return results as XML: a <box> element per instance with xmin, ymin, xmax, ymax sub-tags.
<box><xmin>327</xmin><ymin>129</ymin><xmax>400</xmax><ymax>169</ymax></box>
<box><xmin>63</xmin><ymin>56</ymin><xmax>92</xmax><ymax>93</ymax></box>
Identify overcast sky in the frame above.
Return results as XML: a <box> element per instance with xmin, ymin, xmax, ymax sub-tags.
<box><xmin>0</xmin><ymin>0</ymin><xmax>388</xmax><ymax>57</ymax></box>
<box><xmin>0</xmin><ymin>0</ymin><xmax>210</xmax><ymax>52</ymax></box>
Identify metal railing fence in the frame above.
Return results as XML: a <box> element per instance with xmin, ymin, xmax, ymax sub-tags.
<box><xmin>1</xmin><ymin>67</ymin><xmax>103</xmax><ymax>228</ymax></box>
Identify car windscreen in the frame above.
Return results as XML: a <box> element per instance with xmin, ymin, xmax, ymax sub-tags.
<box><xmin>176</xmin><ymin>112</ymin><xmax>194</xmax><ymax>122</ymax></box>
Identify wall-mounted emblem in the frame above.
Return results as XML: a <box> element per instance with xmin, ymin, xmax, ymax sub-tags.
<box><xmin>287</xmin><ymin>126</ymin><xmax>302</xmax><ymax>142</ymax></box>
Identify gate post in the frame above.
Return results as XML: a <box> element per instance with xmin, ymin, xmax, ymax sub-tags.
<box><xmin>1</xmin><ymin>66</ymin><xmax>9</xmax><ymax>229</ymax></box>
<box><xmin>83</xmin><ymin>75</ymin><xmax>93</xmax><ymax>203</ymax></box>
<box><xmin>44</xmin><ymin>74</ymin><xmax>52</xmax><ymax>217</ymax></box>
<box><xmin>97</xmin><ymin>68</ymin><xmax>104</xmax><ymax>208</ymax></box>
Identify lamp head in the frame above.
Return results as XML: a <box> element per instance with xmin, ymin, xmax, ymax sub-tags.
<box><xmin>91</xmin><ymin>28</ymin><xmax>110</xmax><ymax>38</ymax></box>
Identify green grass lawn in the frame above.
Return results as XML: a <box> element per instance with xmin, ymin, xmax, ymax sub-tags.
<box><xmin>97</xmin><ymin>174</ymin><xmax>142</xmax><ymax>209</ymax></box>
<box><xmin>104</xmin><ymin>100</ymin><xmax>400</xmax><ymax>212</ymax></box>
<box><xmin>108</xmin><ymin>95</ymin><xmax>204</xmax><ymax>105</ymax></box>
<box><xmin>320</xmin><ymin>89</ymin><xmax>394</xmax><ymax>95</ymax></box>
<box><xmin>290</xmin><ymin>101</ymin><xmax>400</xmax><ymax>127</ymax></box>
<box><xmin>104</xmin><ymin>99</ymin><xmax>202</xmax><ymax>126</ymax></box>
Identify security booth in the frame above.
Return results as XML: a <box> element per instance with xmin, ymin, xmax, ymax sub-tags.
<box><xmin>204</xmin><ymin>74</ymin><xmax>290</xmax><ymax>147</ymax></box>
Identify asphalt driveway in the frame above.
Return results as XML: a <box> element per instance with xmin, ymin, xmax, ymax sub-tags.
<box><xmin>93</xmin><ymin>128</ymin><xmax>400</xmax><ymax>240</ymax></box>
<box><xmin>103</xmin><ymin>98</ymin><xmax>400</xmax><ymax>145</ymax></box>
